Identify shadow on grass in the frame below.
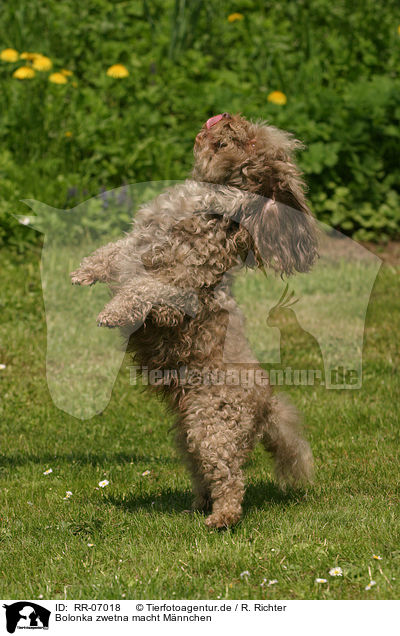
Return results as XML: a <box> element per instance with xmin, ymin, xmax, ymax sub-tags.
<box><xmin>106</xmin><ymin>489</ymin><xmax>193</xmax><ymax>515</ymax></box>
<box><xmin>105</xmin><ymin>479</ymin><xmax>301</xmax><ymax>518</ymax></box>
<box><xmin>0</xmin><ymin>450</ymin><xmax>177</xmax><ymax>468</ymax></box>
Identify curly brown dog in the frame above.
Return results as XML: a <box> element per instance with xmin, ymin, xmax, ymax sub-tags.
<box><xmin>71</xmin><ymin>113</ymin><xmax>318</xmax><ymax>528</ymax></box>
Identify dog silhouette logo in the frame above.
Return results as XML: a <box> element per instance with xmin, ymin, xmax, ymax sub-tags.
<box><xmin>3</xmin><ymin>602</ymin><xmax>50</xmax><ymax>634</ymax></box>
<box><xmin>19</xmin><ymin>182</ymin><xmax>381</xmax><ymax>419</ymax></box>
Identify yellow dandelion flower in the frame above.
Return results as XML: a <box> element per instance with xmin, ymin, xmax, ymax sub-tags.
<box><xmin>49</xmin><ymin>72</ymin><xmax>67</xmax><ymax>84</ymax></box>
<box><xmin>32</xmin><ymin>55</ymin><xmax>52</xmax><ymax>71</ymax></box>
<box><xmin>71</xmin><ymin>81</ymin><xmax>78</xmax><ymax>88</ymax></box>
<box><xmin>20</xmin><ymin>52</ymin><xmax>40</xmax><ymax>61</ymax></box>
<box><xmin>1</xmin><ymin>48</ymin><xmax>19</xmax><ymax>62</ymax></box>
<box><xmin>228</xmin><ymin>13</ymin><xmax>244</xmax><ymax>22</ymax></box>
<box><xmin>61</xmin><ymin>69</ymin><xmax>73</xmax><ymax>76</ymax></box>
<box><xmin>398</xmin><ymin>25</ymin><xmax>400</xmax><ymax>35</ymax></box>
<box><xmin>267</xmin><ymin>90</ymin><xmax>287</xmax><ymax>106</ymax></box>
<box><xmin>106</xmin><ymin>64</ymin><xmax>129</xmax><ymax>78</ymax></box>
<box><xmin>65</xmin><ymin>131</ymin><xmax>73</xmax><ymax>138</ymax></box>
<box><xmin>13</xmin><ymin>66</ymin><xmax>35</xmax><ymax>79</ymax></box>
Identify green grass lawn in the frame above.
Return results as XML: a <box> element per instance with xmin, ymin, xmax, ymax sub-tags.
<box><xmin>0</xmin><ymin>246</ymin><xmax>399</xmax><ymax>600</ymax></box>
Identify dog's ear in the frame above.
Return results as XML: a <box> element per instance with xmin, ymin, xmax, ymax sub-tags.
<box><xmin>240</xmin><ymin>196</ymin><xmax>318</xmax><ymax>276</ymax></box>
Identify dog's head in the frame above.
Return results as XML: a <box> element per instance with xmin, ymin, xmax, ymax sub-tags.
<box><xmin>193</xmin><ymin>113</ymin><xmax>318</xmax><ymax>275</ymax></box>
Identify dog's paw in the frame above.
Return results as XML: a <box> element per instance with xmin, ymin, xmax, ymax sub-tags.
<box><xmin>97</xmin><ymin>300</ymin><xmax>150</xmax><ymax>329</ymax></box>
<box><xmin>70</xmin><ymin>269</ymin><xmax>97</xmax><ymax>286</ymax></box>
<box><xmin>97</xmin><ymin>308</ymin><xmax>126</xmax><ymax>328</ymax></box>
<box><xmin>205</xmin><ymin>508</ymin><xmax>242</xmax><ymax>529</ymax></box>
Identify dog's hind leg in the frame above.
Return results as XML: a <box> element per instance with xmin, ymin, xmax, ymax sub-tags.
<box><xmin>182</xmin><ymin>390</ymin><xmax>256</xmax><ymax>528</ymax></box>
<box><xmin>175</xmin><ymin>429</ymin><xmax>211</xmax><ymax>512</ymax></box>
<box><xmin>191</xmin><ymin>429</ymin><xmax>246</xmax><ymax>528</ymax></box>
<box><xmin>258</xmin><ymin>393</ymin><xmax>314</xmax><ymax>488</ymax></box>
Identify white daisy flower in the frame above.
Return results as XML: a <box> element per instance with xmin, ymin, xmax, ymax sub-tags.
<box><xmin>19</xmin><ymin>216</ymin><xmax>31</xmax><ymax>226</ymax></box>
<box><xmin>141</xmin><ymin>470</ymin><xmax>151</xmax><ymax>476</ymax></box>
<box><xmin>0</xmin><ymin>364</ymin><xmax>6</xmax><ymax>370</ymax></box>
<box><xmin>268</xmin><ymin>579</ymin><xmax>278</xmax><ymax>586</ymax></box>
<box><xmin>43</xmin><ymin>468</ymin><xmax>53</xmax><ymax>475</ymax></box>
<box><xmin>365</xmin><ymin>580</ymin><xmax>376</xmax><ymax>591</ymax></box>
<box><xmin>98</xmin><ymin>480</ymin><xmax>109</xmax><ymax>488</ymax></box>
<box><xmin>240</xmin><ymin>571</ymin><xmax>250</xmax><ymax>578</ymax></box>
<box><xmin>315</xmin><ymin>578</ymin><xmax>328</xmax><ymax>583</ymax></box>
<box><xmin>372</xmin><ymin>555</ymin><xmax>382</xmax><ymax>561</ymax></box>
<box><xmin>87</xmin><ymin>543</ymin><xmax>94</xmax><ymax>547</ymax></box>
<box><xmin>63</xmin><ymin>491</ymin><xmax>73</xmax><ymax>500</ymax></box>
<box><xmin>329</xmin><ymin>567</ymin><xmax>343</xmax><ymax>577</ymax></box>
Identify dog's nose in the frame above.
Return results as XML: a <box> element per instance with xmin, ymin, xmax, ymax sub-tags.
<box><xmin>205</xmin><ymin>113</ymin><xmax>231</xmax><ymax>129</ymax></box>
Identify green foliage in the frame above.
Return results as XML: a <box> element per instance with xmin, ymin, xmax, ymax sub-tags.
<box><xmin>0</xmin><ymin>150</ymin><xmax>41</xmax><ymax>250</ymax></box>
<box><xmin>0</xmin><ymin>0</ymin><xmax>399</xmax><ymax>248</ymax></box>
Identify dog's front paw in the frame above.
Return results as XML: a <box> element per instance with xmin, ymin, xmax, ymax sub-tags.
<box><xmin>70</xmin><ymin>269</ymin><xmax>97</xmax><ymax>286</ymax></box>
<box><xmin>97</xmin><ymin>307</ymin><xmax>129</xmax><ymax>328</ymax></box>
<box><xmin>97</xmin><ymin>310</ymin><xmax>118</xmax><ymax>328</ymax></box>
<box><xmin>97</xmin><ymin>298</ymin><xmax>151</xmax><ymax>329</ymax></box>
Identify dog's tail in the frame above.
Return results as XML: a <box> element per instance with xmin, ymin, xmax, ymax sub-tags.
<box><xmin>258</xmin><ymin>393</ymin><xmax>314</xmax><ymax>488</ymax></box>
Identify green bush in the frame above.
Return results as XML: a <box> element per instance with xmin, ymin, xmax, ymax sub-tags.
<box><xmin>0</xmin><ymin>0</ymin><xmax>399</xmax><ymax>249</ymax></box>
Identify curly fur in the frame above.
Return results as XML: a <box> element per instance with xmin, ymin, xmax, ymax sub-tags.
<box><xmin>71</xmin><ymin>113</ymin><xmax>316</xmax><ymax>528</ymax></box>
